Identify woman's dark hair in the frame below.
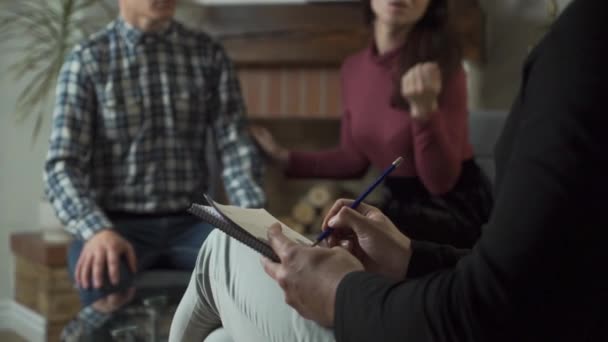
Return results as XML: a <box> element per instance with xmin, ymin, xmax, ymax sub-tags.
<box><xmin>362</xmin><ymin>0</ymin><xmax>462</xmax><ymax>109</ymax></box>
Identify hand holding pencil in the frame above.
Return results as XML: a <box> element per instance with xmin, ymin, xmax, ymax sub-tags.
<box><xmin>261</xmin><ymin>157</ymin><xmax>413</xmax><ymax>326</ymax></box>
<box><xmin>319</xmin><ymin>198</ymin><xmax>413</xmax><ymax>281</ymax></box>
<box><xmin>312</xmin><ymin>157</ymin><xmax>404</xmax><ymax>246</ymax></box>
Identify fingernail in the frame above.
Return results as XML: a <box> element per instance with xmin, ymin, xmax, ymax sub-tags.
<box><xmin>270</xmin><ymin>224</ymin><xmax>282</xmax><ymax>235</ymax></box>
<box><xmin>328</xmin><ymin>217</ymin><xmax>337</xmax><ymax>227</ymax></box>
<box><xmin>267</xmin><ymin>229</ymin><xmax>276</xmax><ymax>240</ymax></box>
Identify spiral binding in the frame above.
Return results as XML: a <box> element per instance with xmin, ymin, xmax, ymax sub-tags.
<box><xmin>188</xmin><ymin>203</ymin><xmax>280</xmax><ymax>262</ymax></box>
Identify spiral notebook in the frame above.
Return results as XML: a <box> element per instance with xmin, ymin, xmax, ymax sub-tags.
<box><xmin>188</xmin><ymin>194</ymin><xmax>313</xmax><ymax>262</ymax></box>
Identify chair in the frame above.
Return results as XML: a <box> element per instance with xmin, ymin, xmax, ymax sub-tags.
<box><xmin>109</xmin><ymin>270</ymin><xmax>192</xmax><ymax>342</ymax></box>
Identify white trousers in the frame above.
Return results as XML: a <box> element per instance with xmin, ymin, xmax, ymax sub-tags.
<box><xmin>169</xmin><ymin>229</ymin><xmax>335</xmax><ymax>342</ymax></box>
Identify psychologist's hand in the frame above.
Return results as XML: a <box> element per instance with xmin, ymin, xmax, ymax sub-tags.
<box><xmin>322</xmin><ymin>199</ymin><xmax>412</xmax><ymax>281</ymax></box>
<box><xmin>262</xmin><ymin>224</ymin><xmax>363</xmax><ymax>328</ymax></box>
<box><xmin>401</xmin><ymin>62</ymin><xmax>442</xmax><ymax>122</ymax></box>
<box><xmin>75</xmin><ymin>229</ymin><xmax>137</xmax><ymax>289</ymax></box>
<box><xmin>250</xmin><ymin>125</ymin><xmax>289</xmax><ymax>166</ymax></box>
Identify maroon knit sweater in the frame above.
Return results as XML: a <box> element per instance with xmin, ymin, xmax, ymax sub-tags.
<box><xmin>286</xmin><ymin>44</ymin><xmax>473</xmax><ymax>195</ymax></box>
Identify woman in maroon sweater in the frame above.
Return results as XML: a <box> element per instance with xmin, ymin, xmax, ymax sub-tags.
<box><xmin>251</xmin><ymin>0</ymin><xmax>492</xmax><ymax>248</ymax></box>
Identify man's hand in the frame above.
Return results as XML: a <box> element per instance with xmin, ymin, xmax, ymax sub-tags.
<box><xmin>322</xmin><ymin>199</ymin><xmax>412</xmax><ymax>281</ymax></box>
<box><xmin>261</xmin><ymin>224</ymin><xmax>364</xmax><ymax>328</ymax></box>
<box><xmin>75</xmin><ymin>229</ymin><xmax>137</xmax><ymax>289</ymax></box>
<box><xmin>401</xmin><ymin>62</ymin><xmax>442</xmax><ymax>122</ymax></box>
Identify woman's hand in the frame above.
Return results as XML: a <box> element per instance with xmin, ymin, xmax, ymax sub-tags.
<box><xmin>250</xmin><ymin>125</ymin><xmax>289</xmax><ymax>166</ymax></box>
<box><xmin>262</xmin><ymin>224</ymin><xmax>364</xmax><ymax>327</ymax></box>
<box><xmin>322</xmin><ymin>199</ymin><xmax>412</xmax><ymax>281</ymax></box>
<box><xmin>401</xmin><ymin>62</ymin><xmax>442</xmax><ymax>122</ymax></box>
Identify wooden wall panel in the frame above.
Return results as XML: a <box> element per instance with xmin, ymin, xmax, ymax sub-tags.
<box><xmin>181</xmin><ymin>1</ymin><xmax>485</xmax><ymax>66</ymax></box>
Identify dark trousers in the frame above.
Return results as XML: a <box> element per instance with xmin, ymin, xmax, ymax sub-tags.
<box><xmin>382</xmin><ymin>160</ymin><xmax>493</xmax><ymax>249</ymax></box>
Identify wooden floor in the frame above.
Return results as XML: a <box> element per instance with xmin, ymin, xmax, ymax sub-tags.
<box><xmin>0</xmin><ymin>330</ymin><xmax>27</xmax><ymax>342</ymax></box>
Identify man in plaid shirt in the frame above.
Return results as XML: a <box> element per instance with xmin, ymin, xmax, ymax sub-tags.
<box><xmin>43</xmin><ymin>0</ymin><xmax>265</xmax><ymax>339</ymax></box>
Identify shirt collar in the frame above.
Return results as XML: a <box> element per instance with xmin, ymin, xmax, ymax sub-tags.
<box><xmin>116</xmin><ymin>17</ymin><xmax>179</xmax><ymax>47</ymax></box>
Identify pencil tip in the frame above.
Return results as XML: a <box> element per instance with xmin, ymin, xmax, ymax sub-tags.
<box><xmin>393</xmin><ymin>156</ymin><xmax>404</xmax><ymax>166</ymax></box>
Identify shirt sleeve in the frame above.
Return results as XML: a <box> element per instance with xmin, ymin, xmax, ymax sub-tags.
<box><xmin>43</xmin><ymin>48</ymin><xmax>112</xmax><ymax>240</ymax></box>
<box><xmin>406</xmin><ymin>240</ymin><xmax>469</xmax><ymax>278</ymax></box>
<box><xmin>211</xmin><ymin>45</ymin><xmax>266</xmax><ymax>208</ymax></box>
<box><xmin>410</xmin><ymin>66</ymin><xmax>469</xmax><ymax>195</ymax></box>
<box><xmin>334</xmin><ymin>5</ymin><xmax>608</xmax><ymax>340</ymax></box>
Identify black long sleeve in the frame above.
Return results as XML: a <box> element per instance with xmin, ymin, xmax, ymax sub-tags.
<box><xmin>334</xmin><ymin>1</ymin><xmax>608</xmax><ymax>341</ymax></box>
<box><xmin>405</xmin><ymin>240</ymin><xmax>468</xmax><ymax>278</ymax></box>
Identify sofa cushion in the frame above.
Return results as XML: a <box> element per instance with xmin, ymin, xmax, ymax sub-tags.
<box><xmin>468</xmin><ymin>110</ymin><xmax>508</xmax><ymax>184</ymax></box>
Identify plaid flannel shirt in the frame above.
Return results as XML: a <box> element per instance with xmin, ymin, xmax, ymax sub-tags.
<box><xmin>44</xmin><ymin>18</ymin><xmax>265</xmax><ymax>240</ymax></box>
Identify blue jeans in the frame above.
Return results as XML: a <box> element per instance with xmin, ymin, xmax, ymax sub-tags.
<box><xmin>68</xmin><ymin>213</ymin><xmax>213</xmax><ymax>306</ymax></box>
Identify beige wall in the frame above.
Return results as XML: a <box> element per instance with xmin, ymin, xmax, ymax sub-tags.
<box><xmin>0</xmin><ymin>67</ymin><xmax>53</xmax><ymax>300</ymax></box>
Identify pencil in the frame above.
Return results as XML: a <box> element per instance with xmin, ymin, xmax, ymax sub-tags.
<box><xmin>311</xmin><ymin>156</ymin><xmax>404</xmax><ymax>246</ymax></box>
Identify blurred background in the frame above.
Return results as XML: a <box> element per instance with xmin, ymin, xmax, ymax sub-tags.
<box><xmin>0</xmin><ymin>0</ymin><xmax>570</xmax><ymax>340</ymax></box>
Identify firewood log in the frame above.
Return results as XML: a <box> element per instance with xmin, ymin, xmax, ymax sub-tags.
<box><xmin>307</xmin><ymin>183</ymin><xmax>338</xmax><ymax>208</ymax></box>
<box><xmin>291</xmin><ymin>200</ymin><xmax>316</xmax><ymax>226</ymax></box>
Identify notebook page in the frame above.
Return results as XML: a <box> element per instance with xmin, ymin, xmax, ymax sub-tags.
<box><xmin>213</xmin><ymin>201</ymin><xmax>313</xmax><ymax>246</ymax></box>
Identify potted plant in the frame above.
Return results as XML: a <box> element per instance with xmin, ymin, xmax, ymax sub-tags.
<box><xmin>0</xmin><ymin>0</ymin><xmax>116</xmax><ymax>140</ymax></box>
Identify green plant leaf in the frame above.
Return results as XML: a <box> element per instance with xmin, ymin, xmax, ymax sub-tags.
<box><xmin>1</xmin><ymin>0</ymin><xmax>112</xmax><ymax>141</ymax></box>
<box><xmin>2</xmin><ymin>9</ymin><xmax>59</xmax><ymax>44</ymax></box>
<box><xmin>0</xmin><ymin>15</ymin><xmax>22</xmax><ymax>36</ymax></box>
<box><xmin>14</xmin><ymin>60</ymin><xmax>57</xmax><ymax>118</ymax></box>
<box><xmin>31</xmin><ymin>107</ymin><xmax>46</xmax><ymax>143</ymax></box>
<box><xmin>98</xmin><ymin>0</ymin><xmax>117</xmax><ymax>17</ymax></box>
<box><xmin>74</xmin><ymin>0</ymin><xmax>99</xmax><ymax>12</ymax></box>
<box><xmin>30</xmin><ymin>100</ymin><xmax>47</xmax><ymax>145</ymax></box>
